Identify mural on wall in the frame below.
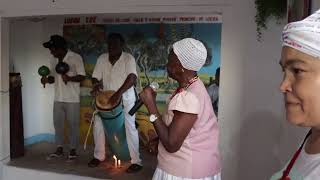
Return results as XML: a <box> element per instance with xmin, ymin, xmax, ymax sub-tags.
<box><xmin>63</xmin><ymin>15</ymin><xmax>222</xmax><ymax>152</ymax></box>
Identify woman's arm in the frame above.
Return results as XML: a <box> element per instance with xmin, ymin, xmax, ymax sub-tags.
<box><xmin>140</xmin><ymin>87</ymin><xmax>197</xmax><ymax>153</ymax></box>
<box><xmin>154</xmin><ymin>110</ymin><xmax>197</xmax><ymax>153</ymax></box>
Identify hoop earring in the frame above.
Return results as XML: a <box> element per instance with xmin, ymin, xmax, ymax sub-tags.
<box><xmin>181</xmin><ymin>68</ymin><xmax>185</xmax><ymax>73</ymax></box>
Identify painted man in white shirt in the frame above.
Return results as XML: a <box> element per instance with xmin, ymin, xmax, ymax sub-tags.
<box><xmin>207</xmin><ymin>67</ymin><xmax>220</xmax><ymax>116</ymax></box>
<box><xmin>41</xmin><ymin>35</ymin><xmax>86</xmax><ymax>161</ymax></box>
<box><xmin>89</xmin><ymin>33</ymin><xmax>142</xmax><ymax>173</ymax></box>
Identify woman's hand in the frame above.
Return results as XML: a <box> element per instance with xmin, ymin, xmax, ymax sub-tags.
<box><xmin>139</xmin><ymin>86</ymin><xmax>157</xmax><ymax>113</ymax></box>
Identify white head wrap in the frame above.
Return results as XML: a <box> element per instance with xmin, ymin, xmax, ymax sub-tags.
<box><xmin>172</xmin><ymin>38</ymin><xmax>207</xmax><ymax>71</ymax></box>
<box><xmin>282</xmin><ymin>9</ymin><xmax>320</xmax><ymax>58</ymax></box>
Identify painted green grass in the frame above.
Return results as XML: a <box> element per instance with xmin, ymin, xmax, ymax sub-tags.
<box><xmin>80</xmin><ymin>96</ymin><xmax>94</xmax><ymax>107</ymax></box>
<box><xmin>138</xmin><ymin>101</ymin><xmax>167</xmax><ymax>114</ymax></box>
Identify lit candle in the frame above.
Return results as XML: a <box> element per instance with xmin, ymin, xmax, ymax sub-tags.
<box><xmin>113</xmin><ymin>155</ymin><xmax>117</xmax><ymax>168</ymax></box>
<box><xmin>118</xmin><ymin>159</ymin><xmax>121</xmax><ymax>168</ymax></box>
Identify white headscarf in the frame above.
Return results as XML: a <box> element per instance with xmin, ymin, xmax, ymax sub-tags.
<box><xmin>173</xmin><ymin>38</ymin><xmax>207</xmax><ymax>71</ymax></box>
<box><xmin>282</xmin><ymin>9</ymin><xmax>320</xmax><ymax>58</ymax></box>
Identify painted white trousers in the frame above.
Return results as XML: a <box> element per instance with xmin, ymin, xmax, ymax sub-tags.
<box><xmin>93</xmin><ymin>100</ymin><xmax>142</xmax><ymax>165</ymax></box>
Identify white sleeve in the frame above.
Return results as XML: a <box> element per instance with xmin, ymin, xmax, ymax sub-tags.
<box><xmin>92</xmin><ymin>54</ymin><xmax>104</xmax><ymax>80</ymax></box>
<box><xmin>125</xmin><ymin>54</ymin><xmax>138</xmax><ymax>76</ymax></box>
<box><xmin>75</xmin><ymin>54</ymin><xmax>86</xmax><ymax>76</ymax></box>
<box><xmin>211</xmin><ymin>86</ymin><xmax>219</xmax><ymax>103</ymax></box>
<box><xmin>207</xmin><ymin>84</ymin><xmax>218</xmax><ymax>103</ymax></box>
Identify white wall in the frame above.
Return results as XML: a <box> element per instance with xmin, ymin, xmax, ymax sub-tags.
<box><xmin>217</xmin><ymin>2</ymin><xmax>306</xmax><ymax>179</ymax></box>
<box><xmin>312</xmin><ymin>0</ymin><xmax>320</xmax><ymax>12</ymax></box>
<box><xmin>9</xmin><ymin>18</ymin><xmax>64</xmax><ymax>140</ymax></box>
<box><xmin>0</xmin><ymin>0</ymin><xmax>310</xmax><ymax>180</ymax></box>
<box><xmin>237</xmin><ymin>9</ymin><xmax>308</xmax><ymax>180</ymax></box>
<box><xmin>0</xmin><ymin>0</ymin><xmax>231</xmax><ymax>17</ymax></box>
<box><xmin>0</xmin><ymin>17</ymin><xmax>11</xmax><ymax>179</ymax></box>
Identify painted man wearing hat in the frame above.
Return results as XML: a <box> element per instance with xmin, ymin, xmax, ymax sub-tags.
<box><xmin>139</xmin><ymin>38</ymin><xmax>221</xmax><ymax>180</ymax></box>
<box><xmin>207</xmin><ymin>67</ymin><xmax>220</xmax><ymax>117</ymax></box>
<box><xmin>42</xmin><ymin>35</ymin><xmax>86</xmax><ymax>161</ymax></box>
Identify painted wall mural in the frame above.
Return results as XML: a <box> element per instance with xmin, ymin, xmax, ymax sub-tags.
<box><xmin>62</xmin><ymin>15</ymin><xmax>222</xmax><ymax>152</ymax></box>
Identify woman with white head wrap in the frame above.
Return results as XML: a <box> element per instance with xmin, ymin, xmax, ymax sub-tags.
<box><xmin>140</xmin><ymin>38</ymin><xmax>221</xmax><ymax>180</ymax></box>
<box><xmin>270</xmin><ymin>9</ymin><xmax>320</xmax><ymax>180</ymax></box>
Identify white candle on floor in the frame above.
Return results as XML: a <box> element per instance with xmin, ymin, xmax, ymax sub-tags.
<box><xmin>113</xmin><ymin>155</ymin><xmax>117</xmax><ymax>168</ymax></box>
<box><xmin>118</xmin><ymin>159</ymin><xmax>121</xmax><ymax>168</ymax></box>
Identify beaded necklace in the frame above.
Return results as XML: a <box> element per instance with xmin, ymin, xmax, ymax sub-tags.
<box><xmin>170</xmin><ymin>75</ymin><xmax>199</xmax><ymax>100</ymax></box>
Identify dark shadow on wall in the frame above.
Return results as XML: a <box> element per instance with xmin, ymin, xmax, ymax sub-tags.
<box><xmin>237</xmin><ymin>111</ymin><xmax>283</xmax><ymax>180</ymax></box>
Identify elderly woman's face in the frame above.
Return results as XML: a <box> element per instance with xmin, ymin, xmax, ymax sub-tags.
<box><xmin>166</xmin><ymin>50</ymin><xmax>182</xmax><ymax>80</ymax></box>
<box><xmin>280</xmin><ymin>46</ymin><xmax>320</xmax><ymax>127</ymax></box>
